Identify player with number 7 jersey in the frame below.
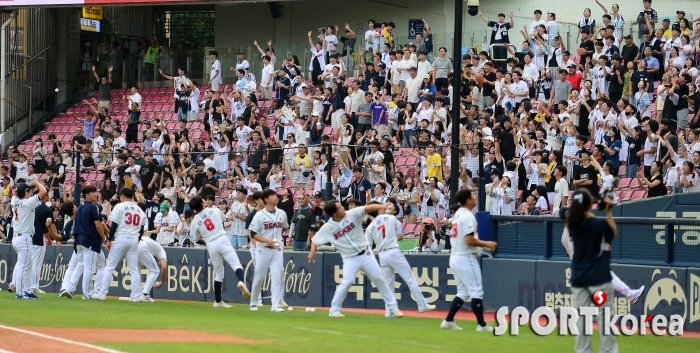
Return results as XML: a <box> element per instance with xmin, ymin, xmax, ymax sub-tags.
<box><xmin>365</xmin><ymin>202</ymin><xmax>436</xmax><ymax>314</ymax></box>
<box><xmin>95</xmin><ymin>187</ymin><xmax>146</xmax><ymax>301</ymax></box>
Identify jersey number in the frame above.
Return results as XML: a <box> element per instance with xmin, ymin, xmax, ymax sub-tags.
<box><xmin>377</xmin><ymin>224</ymin><xmax>386</xmax><ymax>238</ymax></box>
<box><xmin>14</xmin><ymin>208</ymin><xmax>18</xmax><ymax>221</ymax></box>
<box><xmin>124</xmin><ymin>212</ymin><xmax>141</xmax><ymax>226</ymax></box>
<box><xmin>204</xmin><ymin>218</ymin><xmax>215</xmax><ymax>231</ymax></box>
<box><xmin>451</xmin><ymin>223</ymin><xmax>457</xmax><ymax>238</ymax></box>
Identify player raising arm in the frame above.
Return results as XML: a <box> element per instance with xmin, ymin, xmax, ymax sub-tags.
<box><xmin>10</xmin><ymin>181</ymin><xmax>47</xmax><ymax>299</ymax></box>
<box><xmin>189</xmin><ymin>195</ymin><xmax>251</xmax><ymax>308</ymax></box>
<box><xmin>441</xmin><ymin>189</ymin><xmax>497</xmax><ymax>331</ymax></box>
<box><xmin>308</xmin><ymin>201</ymin><xmax>403</xmax><ymax>318</ymax></box>
<box><xmin>366</xmin><ymin>200</ymin><xmax>436</xmax><ymax>314</ymax></box>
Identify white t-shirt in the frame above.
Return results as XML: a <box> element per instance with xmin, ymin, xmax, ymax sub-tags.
<box><xmin>12</xmin><ymin>161</ymin><xmax>28</xmax><ymax>180</ymax></box>
<box><xmin>236</xmin><ymin>126</ymin><xmax>253</xmax><ymax>150</ymax></box>
<box><xmin>11</xmin><ymin>195</ymin><xmax>41</xmax><ymax>234</ymax></box>
<box><xmin>140</xmin><ymin>237</ymin><xmax>167</xmax><ymax>261</ymax></box>
<box><xmin>109</xmin><ymin>201</ymin><xmax>147</xmax><ymax>239</ymax></box>
<box><xmin>249</xmin><ymin>208</ymin><xmax>289</xmax><ymax>244</ymax></box>
<box><xmin>212</xmin><ymin>143</ymin><xmax>230</xmax><ymax>173</ymax></box>
<box><xmin>451</xmin><ymin>207</ymin><xmax>480</xmax><ymax>255</ymax></box>
<box><xmin>312</xmin><ymin>207</ymin><xmax>369</xmax><ymax>258</ymax></box>
<box><xmin>93</xmin><ymin>135</ymin><xmax>104</xmax><ymax>160</ymax></box>
<box><xmin>644</xmin><ymin>134</ymin><xmax>657</xmax><ymax>166</ymax></box>
<box><xmin>154</xmin><ymin>211</ymin><xmax>179</xmax><ymax>245</ymax></box>
<box><xmin>261</xmin><ymin>63</ymin><xmax>274</xmax><ymax>88</ymax></box>
<box><xmin>236</xmin><ymin>59</ymin><xmax>250</xmax><ymax>72</ymax></box>
<box><xmin>325</xmin><ymin>34</ymin><xmax>339</xmax><ymax>53</ymax></box>
<box><xmin>365</xmin><ymin>214</ymin><xmax>403</xmax><ymax>251</ymax></box>
<box><xmin>125</xmin><ymin>165</ymin><xmax>142</xmax><ymax>188</ymax></box>
<box><xmin>191</xmin><ymin>208</ymin><xmax>228</xmax><ymax>243</ymax></box>
<box><xmin>530</xmin><ymin>19</ymin><xmax>547</xmax><ymax>35</ymax></box>
<box><xmin>210</xmin><ymin>59</ymin><xmax>222</xmax><ymax>84</ymax></box>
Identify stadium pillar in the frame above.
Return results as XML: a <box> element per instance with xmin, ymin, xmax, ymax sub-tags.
<box><xmin>449</xmin><ymin>0</ymin><xmax>463</xmax><ymax>204</ymax></box>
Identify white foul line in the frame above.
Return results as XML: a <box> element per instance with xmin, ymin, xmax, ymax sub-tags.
<box><xmin>293</xmin><ymin>327</ymin><xmax>444</xmax><ymax>349</ymax></box>
<box><xmin>0</xmin><ymin>348</ymin><xmax>17</xmax><ymax>353</ymax></box>
<box><xmin>0</xmin><ymin>325</ymin><xmax>126</xmax><ymax>353</ymax></box>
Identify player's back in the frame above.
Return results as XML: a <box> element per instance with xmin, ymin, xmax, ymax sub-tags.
<box><xmin>192</xmin><ymin>208</ymin><xmax>226</xmax><ymax>243</ymax></box>
<box><xmin>140</xmin><ymin>237</ymin><xmax>167</xmax><ymax>261</ymax></box>
<box><xmin>11</xmin><ymin>195</ymin><xmax>40</xmax><ymax>234</ymax></box>
<box><xmin>366</xmin><ymin>214</ymin><xmax>402</xmax><ymax>251</ymax></box>
<box><xmin>110</xmin><ymin>201</ymin><xmax>146</xmax><ymax>238</ymax></box>
<box><xmin>451</xmin><ymin>207</ymin><xmax>480</xmax><ymax>255</ymax></box>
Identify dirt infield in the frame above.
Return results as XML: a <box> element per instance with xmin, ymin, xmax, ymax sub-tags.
<box><xmin>0</xmin><ymin>327</ymin><xmax>268</xmax><ymax>353</ymax></box>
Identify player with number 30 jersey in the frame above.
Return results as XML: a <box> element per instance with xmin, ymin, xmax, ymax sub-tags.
<box><xmin>96</xmin><ymin>187</ymin><xmax>146</xmax><ymax>301</ymax></box>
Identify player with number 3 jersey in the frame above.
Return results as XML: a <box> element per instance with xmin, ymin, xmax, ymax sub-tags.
<box><xmin>365</xmin><ymin>201</ymin><xmax>436</xmax><ymax>314</ymax></box>
<box><xmin>189</xmin><ymin>195</ymin><xmax>251</xmax><ymax>308</ymax></box>
<box><xmin>96</xmin><ymin>187</ymin><xmax>146</xmax><ymax>301</ymax></box>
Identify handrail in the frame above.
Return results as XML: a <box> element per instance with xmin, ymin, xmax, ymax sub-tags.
<box><xmin>490</xmin><ymin>215</ymin><xmax>700</xmax><ymax>226</ymax></box>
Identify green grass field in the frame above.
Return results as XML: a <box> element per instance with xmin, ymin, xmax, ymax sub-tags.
<box><xmin>0</xmin><ymin>294</ymin><xmax>697</xmax><ymax>353</ymax></box>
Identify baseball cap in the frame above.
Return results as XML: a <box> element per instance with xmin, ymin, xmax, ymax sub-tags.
<box><xmin>144</xmin><ymin>121</ymin><xmax>151</xmax><ymax>125</ymax></box>
<box><xmin>311</xmin><ymin>111</ymin><xmax>320</xmax><ymax>117</ymax></box>
<box><xmin>483</xmin><ymin>107</ymin><xmax>493</xmax><ymax>115</ymax></box>
<box><xmin>483</xmin><ymin>136</ymin><xmax>495</xmax><ymax>142</ymax></box>
<box><xmin>184</xmin><ymin>209</ymin><xmax>194</xmax><ymax>218</ymax></box>
<box><xmin>423</xmin><ymin>74</ymin><xmax>431</xmax><ymax>79</ymax></box>
<box><xmin>159</xmin><ymin>203</ymin><xmax>169</xmax><ymax>212</ymax></box>
<box><xmin>16</xmin><ymin>183</ymin><xmax>30</xmax><ymax>198</ymax></box>
<box><xmin>623</xmin><ymin>34</ymin><xmax>633</xmax><ymax>39</ymax></box>
<box><xmin>423</xmin><ymin>217</ymin><xmax>435</xmax><ymax>225</ymax></box>
<box><xmin>314</xmin><ymin>191</ymin><xmax>324</xmax><ymax>199</ymax></box>
<box><xmin>567</xmin><ymin>64</ymin><xmax>577</xmax><ymax>68</ymax></box>
<box><xmin>677</xmin><ymin>11</ymin><xmax>685</xmax><ymax>15</ymax></box>
<box><xmin>300</xmin><ymin>83</ymin><xmax>309</xmax><ymax>89</ymax></box>
<box><xmin>237</xmin><ymin>50</ymin><xmax>246</xmax><ymax>55</ymax></box>
<box><xmin>662</xmin><ymin>16</ymin><xmax>671</xmax><ymax>22</ymax></box>
<box><xmin>482</xmin><ymin>127</ymin><xmax>493</xmax><ymax>136</ymax></box>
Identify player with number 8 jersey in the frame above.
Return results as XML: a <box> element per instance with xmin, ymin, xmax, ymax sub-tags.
<box><xmin>189</xmin><ymin>195</ymin><xmax>251</xmax><ymax>308</ymax></box>
<box><xmin>96</xmin><ymin>187</ymin><xmax>146</xmax><ymax>301</ymax></box>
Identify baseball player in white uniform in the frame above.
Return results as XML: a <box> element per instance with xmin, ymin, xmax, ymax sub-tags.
<box><xmin>365</xmin><ymin>201</ymin><xmax>436</xmax><ymax>315</ymax></box>
<box><xmin>58</xmin><ymin>202</ymin><xmax>79</xmax><ymax>299</ymax></box>
<box><xmin>189</xmin><ymin>195</ymin><xmax>251</xmax><ymax>308</ymax></box>
<box><xmin>308</xmin><ymin>201</ymin><xmax>403</xmax><ymax>318</ymax></box>
<box><xmin>10</xmin><ymin>181</ymin><xmax>47</xmax><ymax>299</ymax></box>
<box><xmin>248</xmin><ymin>189</ymin><xmax>289</xmax><ymax>312</ymax></box>
<box><xmin>134</xmin><ymin>236</ymin><xmax>168</xmax><ymax>302</ymax></box>
<box><xmin>94</xmin><ymin>187</ymin><xmax>145</xmax><ymax>301</ymax></box>
<box><xmin>558</xmin><ymin>207</ymin><xmax>645</xmax><ymax>304</ymax></box>
<box><xmin>441</xmin><ymin>189</ymin><xmax>497</xmax><ymax>331</ymax></box>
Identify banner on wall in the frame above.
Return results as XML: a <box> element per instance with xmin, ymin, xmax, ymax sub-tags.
<box><xmin>1</xmin><ymin>243</ymin><xmax>696</xmax><ymax>331</ymax></box>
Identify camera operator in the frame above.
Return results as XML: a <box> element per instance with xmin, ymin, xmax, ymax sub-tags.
<box><xmin>565</xmin><ymin>188</ymin><xmax>617</xmax><ymax>353</ymax></box>
<box><xmin>417</xmin><ymin>217</ymin><xmax>439</xmax><ymax>253</ymax></box>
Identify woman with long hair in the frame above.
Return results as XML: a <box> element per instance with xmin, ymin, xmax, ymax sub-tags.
<box><xmin>638</xmin><ymin>160</ymin><xmax>667</xmax><ymax>198</ymax></box>
<box><xmin>565</xmin><ymin>187</ymin><xmax>617</xmax><ymax>353</ymax></box>
<box><xmin>182</xmin><ymin>175</ymin><xmax>197</xmax><ymax>213</ymax></box>
<box><xmin>490</xmin><ymin>176</ymin><xmax>514</xmax><ymax>215</ymax></box>
<box><xmin>532</xmin><ymin>184</ymin><xmax>550</xmax><ymax>213</ymax></box>
<box><xmin>421</xmin><ymin>177</ymin><xmax>443</xmax><ymax>221</ymax></box>
<box><xmin>677</xmin><ymin>161</ymin><xmax>700</xmax><ymax>193</ymax></box>
<box><xmin>401</xmin><ymin>101</ymin><xmax>417</xmax><ymax>147</ymax></box>
<box><xmin>591</xmin><ymin>159</ymin><xmax>619</xmax><ymax>204</ymax></box>
<box><xmin>401</xmin><ymin>177</ymin><xmax>420</xmax><ymax>224</ymax></box>
<box><xmin>282</xmin><ymin>133</ymin><xmax>298</xmax><ymax>178</ymax></box>
<box><xmin>418</xmin><ymin>74</ymin><xmax>436</xmax><ymax>102</ymax></box>
<box><xmin>336</xmin><ymin>113</ymin><xmax>354</xmax><ymax>166</ymax></box>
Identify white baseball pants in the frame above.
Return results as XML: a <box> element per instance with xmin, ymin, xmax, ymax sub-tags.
<box><xmin>78</xmin><ymin>245</ymin><xmax>105</xmax><ymax>297</ymax></box>
<box><xmin>138</xmin><ymin>240</ymin><xmax>160</xmax><ymax>295</ymax></box>
<box><xmin>11</xmin><ymin>233</ymin><xmax>33</xmax><ymax>295</ymax></box>
<box><xmin>378</xmin><ymin>248</ymin><xmax>429</xmax><ymax>311</ymax></box>
<box><xmin>206</xmin><ymin>236</ymin><xmax>243</xmax><ymax>282</ymax></box>
<box><xmin>250</xmin><ymin>244</ymin><xmax>262</xmax><ymax>303</ymax></box>
<box><xmin>450</xmin><ymin>253</ymin><xmax>483</xmax><ymax>301</ymax></box>
<box><xmin>100</xmin><ymin>237</ymin><xmax>141</xmax><ymax>300</ymax></box>
<box><xmin>250</xmin><ymin>246</ymin><xmax>284</xmax><ymax>310</ymax></box>
<box><xmin>30</xmin><ymin>244</ymin><xmax>46</xmax><ymax>292</ymax></box>
<box><xmin>330</xmin><ymin>249</ymin><xmax>398</xmax><ymax>316</ymax></box>
<box><xmin>65</xmin><ymin>250</ymin><xmax>84</xmax><ymax>293</ymax></box>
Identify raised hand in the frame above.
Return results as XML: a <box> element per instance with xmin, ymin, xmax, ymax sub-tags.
<box><xmin>253</xmin><ymin>40</ymin><xmax>258</xmax><ymax>46</ymax></box>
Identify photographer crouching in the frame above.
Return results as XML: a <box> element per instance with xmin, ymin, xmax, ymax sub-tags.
<box><xmin>566</xmin><ymin>188</ymin><xmax>617</xmax><ymax>353</ymax></box>
<box><xmin>417</xmin><ymin>218</ymin><xmax>440</xmax><ymax>253</ymax></box>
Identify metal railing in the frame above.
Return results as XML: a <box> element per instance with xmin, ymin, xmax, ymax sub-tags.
<box><xmin>490</xmin><ymin>215</ymin><xmax>700</xmax><ymax>267</ymax></box>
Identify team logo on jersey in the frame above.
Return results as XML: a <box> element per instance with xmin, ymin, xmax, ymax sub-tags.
<box><xmin>332</xmin><ymin>223</ymin><xmax>356</xmax><ymax>240</ymax></box>
<box><xmin>263</xmin><ymin>222</ymin><xmax>284</xmax><ymax>230</ymax></box>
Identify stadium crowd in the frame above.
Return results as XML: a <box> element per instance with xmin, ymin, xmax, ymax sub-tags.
<box><xmin>3</xmin><ymin>3</ymin><xmax>700</xmax><ymax>253</ymax></box>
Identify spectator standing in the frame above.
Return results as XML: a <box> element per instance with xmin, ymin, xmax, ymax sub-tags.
<box><xmin>290</xmin><ymin>193</ymin><xmax>314</xmax><ymax>251</ymax></box>
<box><xmin>633</xmin><ymin>0</ymin><xmax>657</xmax><ymax>41</ymax></box>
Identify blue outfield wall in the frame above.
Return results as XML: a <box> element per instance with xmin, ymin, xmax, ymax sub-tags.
<box><xmin>0</xmin><ymin>244</ymin><xmax>697</xmax><ymax>330</ymax></box>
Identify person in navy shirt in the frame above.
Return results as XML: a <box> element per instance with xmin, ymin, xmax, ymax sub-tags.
<box><xmin>73</xmin><ymin>185</ymin><xmax>107</xmax><ymax>299</ymax></box>
<box><xmin>349</xmin><ymin>167</ymin><xmax>372</xmax><ymax>205</ymax></box>
<box><xmin>275</xmin><ymin>70</ymin><xmax>291</xmax><ymax>109</ymax></box>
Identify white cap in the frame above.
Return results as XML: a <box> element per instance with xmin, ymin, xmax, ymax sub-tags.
<box><xmin>482</xmin><ymin>127</ymin><xmax>492</xmax><ymax>136</ymax></box>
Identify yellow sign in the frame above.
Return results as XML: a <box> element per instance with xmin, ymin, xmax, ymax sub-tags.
<box><xmin>82</xmin><ymin>6</ymin><xmax>103</xmax><ymax>20</ymax></box>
